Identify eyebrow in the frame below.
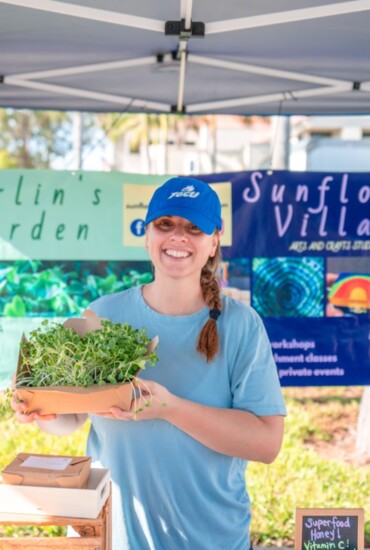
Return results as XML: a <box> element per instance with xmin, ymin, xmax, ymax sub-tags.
<box><xmin>157</xmin><ymin>216</ymin><xmax>199</xmax><ymax>227</ymax></box>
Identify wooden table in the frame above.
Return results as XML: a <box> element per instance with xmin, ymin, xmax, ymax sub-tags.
<box><xmin>0</xmin><ymin>488</ymin><xmax>111</xmax><ymax>550</ymax></box>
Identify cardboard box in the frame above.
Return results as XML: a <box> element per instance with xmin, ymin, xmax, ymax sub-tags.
<box><xmin>0</xmin><ymin>467</ymin><xmax>110</xmax><ymax>518</ymax></box>
<box><xmin>2</xmin><ymin>453</ymin><xmax>91</xmax><ymax>489</ymax></box>
<box><xmin>15</xmin><ymin>309</ymin><xmax>158</xmax><ymax>415</ymax></box>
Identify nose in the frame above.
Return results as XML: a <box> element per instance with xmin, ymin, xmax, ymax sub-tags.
<box><xmin>170</xmin><ymin>224</ymin><xmax>187</xmax><ymax>240</ymax></box>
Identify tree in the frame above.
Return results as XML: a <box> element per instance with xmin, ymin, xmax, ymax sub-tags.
<box><xmin>98</xmin><ymin>112</ymin><xmax>220</xmax><ymax>173</ymax></box>
<box><xmin>0</xmin><ymin>109</ymin><xmax>73</xmax><ymax>168</ymax></box>
<box><xmin>98</xmin><ymin>113</ymin><xmax>166</xmax><ymax>172</ymax></box>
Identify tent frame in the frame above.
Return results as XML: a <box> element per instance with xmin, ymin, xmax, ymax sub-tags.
<box><xmin>1</xmin><ymin>0</ymin><xmax>370</xmax><ymax>113</ymax></box>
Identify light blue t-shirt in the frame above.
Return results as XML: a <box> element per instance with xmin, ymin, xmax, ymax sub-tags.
<box><xmin>87</xmin><ymin>286</ymin><xmax>286</xmax><ymax>550</ymax></box>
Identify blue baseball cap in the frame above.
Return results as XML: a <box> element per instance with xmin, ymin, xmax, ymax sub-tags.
<box><xmin>145</xmin><ymin>177</ymin><xmax>222</xmax><ymax>235</ymax></box>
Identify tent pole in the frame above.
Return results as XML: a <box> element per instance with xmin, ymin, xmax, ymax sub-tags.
<box><xmin>206</xmin><ymin>1</ymin><xmax>370</xmax><ymax>34</ymax></box>
<box><xmin>177</xmin><ymin>0</ymin><xmax>193</xmax><ymax>112</ymax></box>
<box><xmin>182</xmin><ymin>0</ymin><xmax>193</xmax><ymax>30</ymax></box>
<box><xmin>177</xmin><ymin>43</ymin><xmax>187</xmax><ymax>112</ymax></box>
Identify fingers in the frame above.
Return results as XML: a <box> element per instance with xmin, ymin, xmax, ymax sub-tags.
<box><xmin>16</xmin><ymin>410</ymin><xmax>57</xmax><ymax>422</ymax></box>
<box><xmin>15</xmin><ymin>410</ymin><xmax>40</xmax><ymax>423</ymax></box>
<box><xmin>10</xmin><ymin>393</ymin><xmax>35</xmax><ymax>423</ymax></box>
<box><xmin>133</xmin><ymin>378</ymin><xmax>154</xmax><ymax>389</ymax></box>
<box><xmin>36</xmin><ymin>413</ymin><xmax>58</xmax><ymax>421</ymax></box>
<box><xmin>94</xmin><ymin>405</ymin><xmax>146</xmax><ymax>421</ymax></box>
<box><xmin>133</xmin><ymin>378</ymin><xmax>157</xmax><ymax>395</ymax></box>
<box><xmin>96</xmin><ymin>407</ymin><xmax>140</xmax><ymax>421</ymax></box>
<box><xmin>110</xmin><ymin>407</ymin><xmax>135</xmax><ymax>421</ymax></box>
<box><xmin>92</xmin><ymin>381</ymin><xmax>166</xmax><ymax>422</ymax></box>
<box><xmin>93</xmin><ymin>409</ymin><xmax>133</xmax><ymax>421</ymax></box>
<box><xmin>10</xmin><ymin>393</ymin><xmax>57</xmax><ymax>423</ymax></box>
<box><xmin>10</xmin><ymin>392</ymin><xmax>27</xmax><ymax>413</ymax></box>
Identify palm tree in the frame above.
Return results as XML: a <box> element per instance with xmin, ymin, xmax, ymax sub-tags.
<box><xmin>0</xmin><ymin>109</ymin><xmax>72</xmax><ymax>168</ymax></box>
<box><xmin>98</xmin><ymin>113</ymin><xmax>167</xmax><ymax>173</ymax></box>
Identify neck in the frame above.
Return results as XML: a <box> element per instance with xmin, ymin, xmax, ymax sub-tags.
<box><xmin>142</xmin><ymin>277</ymin><xmax>206</xmax><ymax>316</ymax></box>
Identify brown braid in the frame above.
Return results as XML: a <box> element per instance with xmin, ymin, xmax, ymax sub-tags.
<box><xmin>197</xmin><ymin>241</ymin><xmax>222</xmax><ymax>362</ymax></box>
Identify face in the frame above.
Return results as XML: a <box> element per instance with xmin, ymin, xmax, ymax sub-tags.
<box><xmin>145</xmin><ymin>216</ymin><xmax>219</xmax><ymax>280</ymax></box>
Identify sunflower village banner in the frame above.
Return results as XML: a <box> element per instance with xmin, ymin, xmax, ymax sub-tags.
<box><xmin>0</xmin><ymin>170</ymin><xmax>369</xmax><ymax>388</ymax></box>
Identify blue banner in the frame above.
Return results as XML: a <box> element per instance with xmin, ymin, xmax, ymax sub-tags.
<box><xmin>202</xmin><ymin>170</ymin><xmax>370</xmax><ymax>258</ymax></box>
<box><xmin>199</xmin><ymin>170</ymin><xmax>370</xmax><ymax>386</ymax></box>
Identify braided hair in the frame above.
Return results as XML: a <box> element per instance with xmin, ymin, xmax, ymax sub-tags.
<box><xmin>197</xmin><ymin>241</ymin><xmax>222</xmax><ymax>362</ymax></box>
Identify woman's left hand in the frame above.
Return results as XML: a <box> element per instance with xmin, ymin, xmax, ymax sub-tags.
<box><xmin>94</xmin><ymin>379</ymin><xmax>173</xmax><ymax>421</ymax></box>
<box><xmin>94</xmin><ymin>378</ymin><xmax>284</xmax><ymax>462</ymax></box>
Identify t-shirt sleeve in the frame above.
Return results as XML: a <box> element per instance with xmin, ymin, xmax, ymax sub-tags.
<box><xmin>87</xmin><ymin>294</ymin><xmax>119</xmax><ymax>322</ymax></box>
<box><xmin>230</xmin><ymin>305</ymin><xmax>287</xmax><ymax>416</ymax></box>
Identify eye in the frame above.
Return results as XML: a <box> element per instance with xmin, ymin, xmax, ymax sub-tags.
<box><xmin>155</xmin><ymin>217</ymin><xmax>173</xmax><ymax>230</ymax></box>
<box><xmin>187</xmin><ymin>224</ymin><xmax>202</xmax><ymax>234</ymax></box>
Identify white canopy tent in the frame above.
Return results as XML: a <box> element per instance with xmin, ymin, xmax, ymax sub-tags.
<box><xmin>1</xmin><ymin>1</ymin><xmax>370</xmax><ymax>458</ymax></box>
<box><xmin>0</xmin><ymin>0</ymin><xmax>370</xmax><ymax>115</ymax></box>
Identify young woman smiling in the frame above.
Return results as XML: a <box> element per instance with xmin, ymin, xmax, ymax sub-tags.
<box><xmin>12</xmin><ymin>177</ymin><xmax>286</xmax><ymax>550</ymax></box>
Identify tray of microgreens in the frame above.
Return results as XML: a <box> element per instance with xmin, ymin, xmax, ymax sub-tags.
<box><xmin>14</xmin><ymin>311</ymin><xmax>158</xmax><ymax>415</ymax></box>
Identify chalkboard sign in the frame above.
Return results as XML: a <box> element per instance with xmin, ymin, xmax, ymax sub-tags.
<box><xmin>295</xmin><ymin>508</ymin><xmax>364</xmax><ymax>550</ymax></box>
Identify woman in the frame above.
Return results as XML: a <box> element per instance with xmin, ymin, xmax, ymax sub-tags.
<box><xmin>12</xmin><ymin>176</ymin><xmax>286</xmax><ymax>550</ymax></box>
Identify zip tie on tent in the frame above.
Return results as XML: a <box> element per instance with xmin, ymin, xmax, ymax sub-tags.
<box><xmin>164</xmin><ymin>19</ymin><xmax>205</xmax><ymax>39</ymax></box>
<box><xmin>282</xmin><ymin>91</ymin><xmax>297</xmax><ymax>102</ymax></box>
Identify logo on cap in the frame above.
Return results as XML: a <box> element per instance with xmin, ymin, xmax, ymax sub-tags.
<box><xmin>168</xmin><ymin>185</ymin><xmax>200</xmax><ymax>199</ymax></box>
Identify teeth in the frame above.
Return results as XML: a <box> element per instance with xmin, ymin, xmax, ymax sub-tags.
<box><xmin>165</xmin><ymin>249</ymin><xmax>190</xmax><ymax>258</ymax></box>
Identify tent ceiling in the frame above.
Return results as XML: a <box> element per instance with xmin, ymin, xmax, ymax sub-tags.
<box><xmin>0</xmin><ymin>0</ymin><xmax>370</xmax><ymax>115</ymax></box>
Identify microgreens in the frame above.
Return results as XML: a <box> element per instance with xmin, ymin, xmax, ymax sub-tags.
<box><xmin>17</xmin><ymin>319</ymin><xmax>158</xmax><ymax>388</ymax></box>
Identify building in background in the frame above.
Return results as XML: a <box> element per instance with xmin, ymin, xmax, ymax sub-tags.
<box><xmin>112</xmin><ymin>114</ymin><xmax>370</xmax><ymax>175</ymax></box>
<box><xmin>67</xmin><ymin>112</ymin><xmax>370</xmax><ymax>174</ymax></box>
<box><xmin>112</xmin><ymin>115</ymin><xmax>273</xmax><ymax>175</ymax></box>
<box><xmin>290</xmin><ymin>116</ymin><xmax>370</xmax><ymax>172</ymax></box>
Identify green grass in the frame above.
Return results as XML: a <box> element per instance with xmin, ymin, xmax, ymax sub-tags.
<box><xmin>249</xmin><ymin>388</ymin><xmax>370</xmax><ymax>546</ymax></box>
<box><xmin>1</xmin><ymin>388</ymin><xmax>369</xmax><ymax>546</ymax></box>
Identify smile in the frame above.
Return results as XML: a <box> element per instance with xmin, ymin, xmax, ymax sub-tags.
<box><xmin>164</xmin><ymin>249</ymin><xmax>191</xmax><ymax>259</ymax></box>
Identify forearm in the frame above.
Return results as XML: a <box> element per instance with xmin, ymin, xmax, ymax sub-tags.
<box><xmin>36</xmin><ymin>414</ymin><xmax>88</xmax><ymax>436</ymax></box>
<box><xmin>108</xmin><ymin>380</ymin><xmax>284</xmax><ymax>461</ymax></box>
<box><xmin>165</xmin><ymin>396</ymin><xmax>284</xmax><ymax>462</ymax></box>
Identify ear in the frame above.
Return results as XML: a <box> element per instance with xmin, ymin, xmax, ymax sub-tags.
<box><xmin>144</xmin><ymin>231</ymin><xmax>149</xmax><ymax>250</ymax></box>
<box><xmin>209</xmin><ymin>232</ymin><xmax>220</xmax><ymax>258</ymax></box>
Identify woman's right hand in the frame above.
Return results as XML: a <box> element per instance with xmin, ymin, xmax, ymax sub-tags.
<box><xmin>10</xmin><ymin>391</ymin><xmax>57</xmax><ymax>423</ymax></box>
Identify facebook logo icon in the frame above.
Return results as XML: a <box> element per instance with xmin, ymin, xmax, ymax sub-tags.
<box><xmin>130</xmin><ymin>219</ymin><xmax>145</xmax><ymax>236</ymax></box>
